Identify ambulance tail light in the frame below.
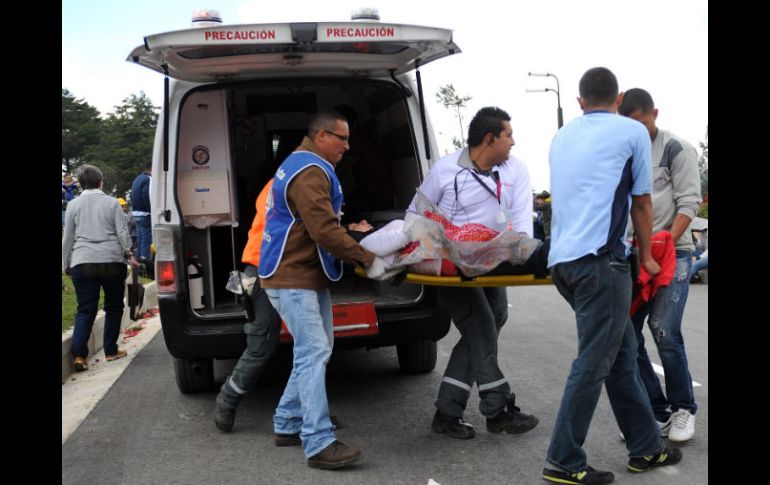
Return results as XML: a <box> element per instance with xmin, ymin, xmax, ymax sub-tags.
<box><xmin>154</xmin><ymin>226</ymin><xmax>177</xmax><ymax>293</ymax></box>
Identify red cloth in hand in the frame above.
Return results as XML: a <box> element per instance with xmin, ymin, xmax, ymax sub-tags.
<box><xmin>630</xmin><ymin>231</ymin><xmax>677</xmax><ymax>316</ymax></box>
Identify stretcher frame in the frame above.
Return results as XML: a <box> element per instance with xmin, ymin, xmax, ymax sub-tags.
<box><xmin>355</xmin><ymin>267</ymin><xmax>552</xmax><ymax>287</ymax></box>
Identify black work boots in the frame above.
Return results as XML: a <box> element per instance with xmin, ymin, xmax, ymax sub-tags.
<box><xmin>486</xmin><ymin>394</ymin><xmax>540</xmax><ymax>434</ymax></box>
<box><xmin>432</xmin><ymin>393</ymin><xmax>539</xmax><ymax>439</ymax></box>
<box><xmin>213</xmin><ymin>381</ymin><xmax>242</xmax><ymax>433</ymax></box>
<box><xmin>431</xmin><ymin>410</ymin><xmax>476</xmax><ymax>439</ymax></box>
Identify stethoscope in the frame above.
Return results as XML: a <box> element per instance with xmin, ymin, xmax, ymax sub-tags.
<box><xmin>452</xmin><ymin>164</ymin><xmax>507</xmax><ymax>224</ymax></box>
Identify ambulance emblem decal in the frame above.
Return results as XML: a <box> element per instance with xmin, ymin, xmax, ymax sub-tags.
<box><xmin>192</xmin><ymin>146</ymin><xmax>210</xmax><ymax>166</ymax></box>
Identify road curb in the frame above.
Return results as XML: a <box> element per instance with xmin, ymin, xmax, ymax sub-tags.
<box><xmin>61</xmin><ymin>280</ymin><xmax>158</xmax><ymax>383</ymax></box>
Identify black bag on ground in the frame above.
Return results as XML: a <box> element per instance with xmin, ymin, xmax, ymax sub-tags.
<box><xmin>127</xmin><ymin>267</ymin><xmax>145</xmax><ymax>321</ymax></box>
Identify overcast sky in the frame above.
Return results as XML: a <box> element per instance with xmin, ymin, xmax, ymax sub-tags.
<box><xmin>62</xmin><ymin>0</ymin><xmax>708</xmax><ymax>191</ymax></box>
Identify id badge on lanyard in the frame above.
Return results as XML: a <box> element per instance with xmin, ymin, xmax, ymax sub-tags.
<box><xmin>470</xmin><ymin>169</ymin><xmax>506</xmax><ymax>224</ymax></box>
<box><xmin>492</xmin><ymin>172</ymin><xmax>507</xmax><ymax>224</ymax></box>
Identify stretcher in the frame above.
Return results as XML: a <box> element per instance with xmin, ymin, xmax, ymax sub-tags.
<box><xmin>355</xmin><ymin>267</ymin><xmax>552</xmax><ymax>287</ymax></box>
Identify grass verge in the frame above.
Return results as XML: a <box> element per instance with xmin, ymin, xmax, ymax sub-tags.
<box><xmin>61</xmin><ymin>271</ymin><xmax>152</xmax><ymax>333</ymax></box>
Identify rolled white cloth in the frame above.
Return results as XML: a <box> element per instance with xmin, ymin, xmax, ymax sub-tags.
<box><xmin>359</xmin><ymin>219</ymin><xmax>409</xmax><ymax>257</ymax></box>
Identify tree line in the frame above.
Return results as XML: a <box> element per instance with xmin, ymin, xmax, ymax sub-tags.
<box><xmin>62</xmin><ymin>88</ymin><xmax>158</xmax><ymax>198</ymax></box>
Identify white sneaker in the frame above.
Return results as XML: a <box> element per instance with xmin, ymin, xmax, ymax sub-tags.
<box><xmin>668</xmin><ymin>409</ymin><xmax>695</xmax><ymax>442</ymax></box>
<box><xmin>619</xmin><ymin>418</ymin><xmax>671</xmax><ymax>441</ymax></box>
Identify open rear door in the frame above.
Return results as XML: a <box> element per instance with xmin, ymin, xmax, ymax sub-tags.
<box><xmin>127</xmin><ymin>21</ymin><xmax>460</xmax><ymax>81</ymax></box>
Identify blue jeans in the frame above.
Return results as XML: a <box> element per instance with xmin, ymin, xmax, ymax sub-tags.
<box><xmin>435</xmin><ymin>286</ymin><xmax>511</xmax><ymax>418</ymax></box>
<box><xmin>134</xmin><ymin>215</ymin><xmax>152</xmax><ymax>261</ymax></box>
<box><xmin>70</xmin><ymin>263</ymin><xmax>128</xmax><ymax>358</ymax></box>
<box><xmin>547</xmin><ymin>253</ymin><xmax>663</xmax><ymax>473</ymax></box>
<box><xmin>690</xmin><ymin>252</ymin><xmax>708</xmax><ymax>278</ymax></box>
<box><xmin>266</xmin><ymin>287</ymin><xmax>336</xmax><ymax>458</ymax></box>
<box><xmin>632</xmin><ymin>250</ymin><xmax>697</xmax><ymax>419</ymax></box>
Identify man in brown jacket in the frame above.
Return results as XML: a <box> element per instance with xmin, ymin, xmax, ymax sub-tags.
<box><xmin>259</xmin><ymin>111</ymin><xmax>387</xmax><ymax>470</ymax></box>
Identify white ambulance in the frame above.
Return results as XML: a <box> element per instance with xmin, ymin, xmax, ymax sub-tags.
<box><xmin>128</xmin><ymin>11</ymin><xmax>460</xmax><ymax>393</ymax></box>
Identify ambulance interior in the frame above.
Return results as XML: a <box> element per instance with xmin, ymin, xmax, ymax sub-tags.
<box><xmin>178</xmin><ymin>79</ymin><xmax>425</xmax><ymax>315</ymax></box>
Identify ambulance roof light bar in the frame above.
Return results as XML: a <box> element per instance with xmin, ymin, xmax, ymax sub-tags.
<box><xmin>351</xmin><ymin>7</ymin><xmax>380</xmax><ymax>21</ymax></box>
<box><xmin>192</xmin><ymin>9</ymin><xmax>223</xmax><ymax>28</ymax></box>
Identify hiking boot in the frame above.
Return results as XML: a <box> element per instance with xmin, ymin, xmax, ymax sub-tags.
<box><xmin>668</xmin><ymin>409</ymin><xmax>695</xmax><ymax>442</ymax></box>
<box><xmin>620</xmin><ymin>417</ymin><xmax>671</xmax><ymax>441</ymax></box>
<box><xmin>306</xmin><ymin>440</ymin><xmax>362</xmax><ymax>469</ymax></box>
<box><xmin>105</xmin><ymin>349</ymin><xmax>128</xmax><ymax>361</ymax></box>
<box><xmin>627</xmin><ymin>446</ymin><xmax>683</xmax><ymax>473</ymax></box>
<box><xmin>73</xmin><ymin>356</ymin><xmax>89</xmax><ymax>372</ymax></box>
<box><xmin>431</xmin><ymin>410</ymin><xmax>475</xmax><ymax>439</ymax></box>
<box><xmin>486</xmin><ymin>395</ymin><xmax>539</xmax><ymax>434</ymax></box>
<box><xmin>543</xmin><ymin>466</ymin><xmax>615</xmax><ymax>484</ymax></box>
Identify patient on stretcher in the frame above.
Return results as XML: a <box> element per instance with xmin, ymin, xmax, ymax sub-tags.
<box><xmin>359</xmin><ymin>211</ymin><xmax>549</xmax><ymax>280</ymax></box>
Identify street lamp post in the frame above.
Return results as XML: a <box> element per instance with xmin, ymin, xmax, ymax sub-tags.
<box><xmin>527</xmin><ymin>72</ymin><xmax>563</xmax><ymax>129</ymax></box>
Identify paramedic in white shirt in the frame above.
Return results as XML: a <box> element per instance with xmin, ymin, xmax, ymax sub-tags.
<box><xmin>407</xmin><ymin>106</ymin><xmax>539</xmax><ymax>439</ymax></box>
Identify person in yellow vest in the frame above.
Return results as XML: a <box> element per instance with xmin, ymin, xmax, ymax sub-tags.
<box><xmin>118</xmin><ymin>197</ymin><xmax>137</xmax><ymax>249</ymax></box>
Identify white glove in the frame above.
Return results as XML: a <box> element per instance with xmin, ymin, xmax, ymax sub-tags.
<box><xmin>365</xmin><ymin>256</ymin><xmax>392</xmax><ymax>280</ymax></box>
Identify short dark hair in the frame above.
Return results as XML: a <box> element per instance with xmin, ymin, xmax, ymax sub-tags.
<box><xmin>578</xmin><ymin>67</ymin><xmax>619</xmax><ymax>107</ymax></box>
<box><xmin>144</xmin><ymin>161</ymin><xmax>152</xmax><ymax>170</ymax></box>
<box><xmin>76</xmin><ymin>164</ymin><xmax>103</xmax><ymax>190</ymax></box>
<box><xmin>308</xmin><ymin>110</ymin><xmax>347</xmax><ymax>136</ymax></box>
<box><xmin>618</xmin><ymin>88</ymin><xmax>655</xmax><ymax>116</ymax></box>
<box><xmin>467</xmin><ymin>107</ymin><xmax>511</xmax><ymax>147</ymax></box>
<box><xmin>333</xmin><ymin>104</ymin><xmax>358</xmax><ymax>128</ymax></box>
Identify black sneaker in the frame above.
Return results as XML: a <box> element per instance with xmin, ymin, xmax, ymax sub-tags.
<box><xmin>307</xmin><ymin>440</ymin><xmax>362</xmax><ymax>469</ymax></box>
<box><xmin>486</xmin><ymin>396</ymin><xmax>539</xmax><ymax>434</ymax></box>
<box><xmin>431</xmin><ymin>410</ymin><xmax>475</xmax><ymax>439</ymax></box>
<box><xmin>627</xmin><ymin>446</ymin><xmax>682</xmax><ymax>473</ymax></box>
<box><xmin>543</xmin><ymin>466</ymin><xmax>615</xmax><ymax>484</ymax></box>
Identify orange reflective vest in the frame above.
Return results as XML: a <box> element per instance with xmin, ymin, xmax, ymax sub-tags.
<box><xmin>241</xmin><ymin>179</ymin><xmax>273</xmax><ymax>267</ymax></box>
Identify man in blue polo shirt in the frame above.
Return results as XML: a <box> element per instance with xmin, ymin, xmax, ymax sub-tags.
<box><xmin>541</xmin><ymin>67</ymin><xmax>683</xmax><ymax>485</ymax></box>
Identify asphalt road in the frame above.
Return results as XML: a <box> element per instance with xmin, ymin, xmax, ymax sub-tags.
<box><xmin>62</xmin><ymin>284</ymin><xmax>707</xmax><ymax>485</ymax></box>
